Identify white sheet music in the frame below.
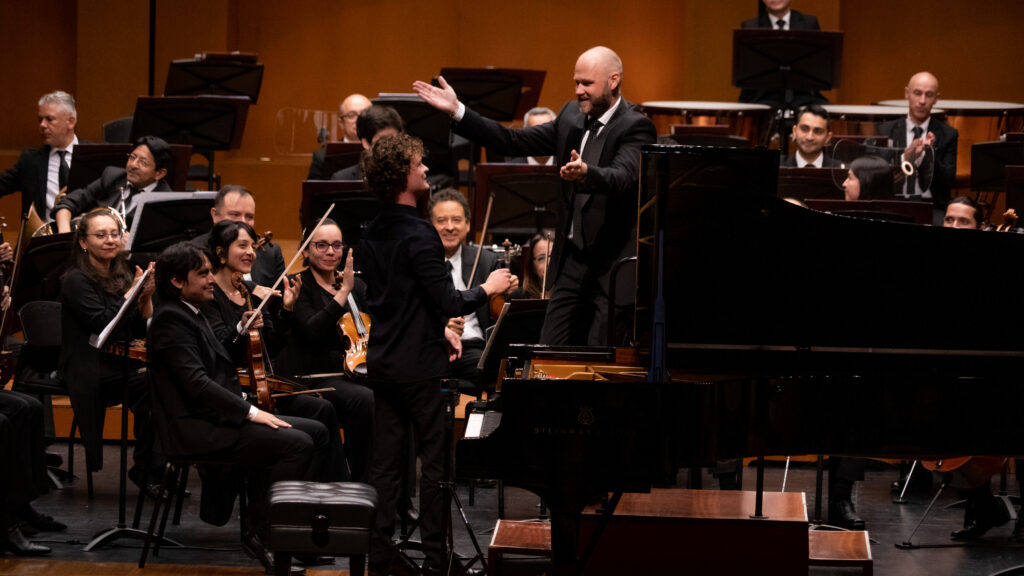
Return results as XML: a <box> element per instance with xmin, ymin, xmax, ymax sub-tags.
<box><xmin>89</xmin><ymin>267</ymin><xmax>152</xmax><ymax>349</ymax></box>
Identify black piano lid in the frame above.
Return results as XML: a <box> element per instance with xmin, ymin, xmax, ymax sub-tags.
<box><xmin>637</xmin><ymin>144</ymin><xmax>1024</xmax><ymax>366</ymax></box>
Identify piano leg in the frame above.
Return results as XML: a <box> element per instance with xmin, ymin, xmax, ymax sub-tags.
<box><xmin>751</xmin><ymin>456</ymin><xmax>766</xmax><ymax>519</ymax></box>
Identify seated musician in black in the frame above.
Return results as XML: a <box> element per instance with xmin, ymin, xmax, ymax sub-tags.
<box><xmin>149</xmin><ymin>241</ymin><xmax>329</xmax><ymax>574</ymax></box>
<box><xmin>58</xmin><ymin>207</ymin><xmax>162</xmax><ymax>492</ymax></box>
<box><xmin>1</xmin><ymin>285</ymin><xmax>66</xmax><ymax>556</ymax></box>
<box><xmin>842</xmin><ymin>155</ymin><xmax>895</xmax><ymax>201</ymax></box>
<box><xmin>739</xmin><ymin>0</ymin><xmax>827</xmax><ymax>109</ymax></box>
<box><xmin>278</xmin><ymin>218</ymin><xmax>374</xmax><ymax>482</ymax></box>
<box><xmin>943</xmin><ymin>196</ymin><xmax>982</xmax><ymax>230</ymax></box>
<box><xmin>201</xmin><ymin>219</ymin><xmax>349</xmax><ymax>483</ymax></box>
<box><xmin>509</xmin><ymin>233</ymin><xmax>554</xmax><ymax>300</ymax></box>
<box><xmin>53</xmin><ymin>135</ymin><xmax>173</xmax><ymax>234</ymax></box>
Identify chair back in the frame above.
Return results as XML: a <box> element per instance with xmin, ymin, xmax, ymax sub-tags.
<box><xmin>18</xmin><ymin>301</ymin><xmax>62</xmax><ymax>347</ymax></box>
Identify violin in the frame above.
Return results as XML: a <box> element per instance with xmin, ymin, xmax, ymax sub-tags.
<box><xmin>254</xmin><ymin>230</ymin><xmax>274</xmax><ymax>252</ymax></box>
<box><xmin>334</xmin><ymin>271</ymin><xmax>370</xmax><ymax>381</ymax></box>
<box><xmin>488</xmin><ymin>239</ymin><xmax>521</xmax><ymax>321</ymax></box>
<box><xmin>996</xmin><ymin>209</ymin><xmax>1019</xmax><ymax>232</ymax></box>
<box><xmin>232</xmin><ymin>273</ymin><xmax>275</xmax><ymax>412</ymax></box>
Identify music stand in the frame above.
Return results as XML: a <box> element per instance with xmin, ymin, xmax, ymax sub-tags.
<box><xmin>438</xmin><ymin>67</ymin><xmax>546</xmax><ymax>122</ymax></box>
<box><xmin>126</xmin><ymin>191</ymin><xmax>217</xmax><ymax>261</ymax></box>
<box><xmin>165</xmin><ymin>52</ymin><xmax>264</xmax><ymax>103</ymax></box>
<box><xmin>776</xmin><ymin>167</ymin><xmax>845</xmax><ymax>200</ymax></box>
<box><xmin>300</xmin><ymin>181</ymin><xmax>381</xmax><ymax>252</ymax></box>
<box><xmin>373</xmin><ymin>94</ymin><xmax>458</xmax><ymax>179</ymax></box>
<box><xmin>477</xmin><ymin>299</ymin><xmax>549</xmax><ymax>388</ymax></box>
<box><xmin>473</xmin><ymin>164</ymin><xmax>560</xmax><ymax>243</ymax></box>
<box><xmin>320</xmin><ymin>141</ymin><xmax>363</xmax><ymax>180</ymax></box>
<box><xmin>733</xmin><ymin>29</ymin><xmax>843</xmax><ymax>155</ymax></box>
<box><xmin>971</xmin><ymin>140</ymin><xmax>1024</xmax><ymax>192</ymax></box>
<box><xmin>130</xmin><ymin>95</ymin><xmax>250</xmax><ymax>189</ymax></box>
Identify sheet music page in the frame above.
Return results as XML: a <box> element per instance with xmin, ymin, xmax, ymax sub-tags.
<box><xmin>89</xmin><ymin>267</ymin><xmax>151</xmax><ymax>349</ymax></box>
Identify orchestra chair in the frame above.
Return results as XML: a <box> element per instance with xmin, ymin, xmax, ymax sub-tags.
<box><xmin>139</xmin><ymin>373</ymin><xmax>247</xmax><ymax>568</ymax></box>
<box><xmin>12</xmin><ymin>301</ymin><xmax>72</xmax><ymax>488</ymax></box>
<box><xmin>102</xmin><ymin>116</ymin><xmax>133</xmax><ymax>143</ymax></box>
<box><xmin>267</xmin><ymin>480</ymin><xmax>377</xmax><ymax>576</ymax></box>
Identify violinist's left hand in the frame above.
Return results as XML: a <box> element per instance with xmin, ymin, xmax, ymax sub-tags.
<box><xmin>0</xmin><ymin>242</ymin><xmax>12</xmax><ymax>264</ymax></box>
<box><xmin>281</xmin><ymin>274</ymin><xmax>301</xmax><ymax>312</ymax></box>
<box><xmin>445</xmin><ymin>327</ymin><xmax>462</xmax><ymax>362</ymax></box>
<box><xmin>252</xmin><ymin>285</ymin><xmax>279</xmax><ymax>303</ymax></box>
<box><xmin>1</xmin><ymin>286</ymin><xmax>10</xmax><ymax>314</ymax></box>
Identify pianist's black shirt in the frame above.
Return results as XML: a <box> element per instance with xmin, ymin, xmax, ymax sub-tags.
<box><xmin>358</xmin><ymin>203</ymin><xmax>487</xmax><ymax>384</ymax></box>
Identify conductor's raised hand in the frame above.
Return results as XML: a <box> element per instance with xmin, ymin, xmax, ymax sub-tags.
<box><xmin>412</xmin><ymin>76</ymin><xmax>459</xmax><ymax>117</ymax></box>
<box><xmin>560</xmin><ymin>149</ymin><xmax>588</xmax><ymax>182</ymax></box>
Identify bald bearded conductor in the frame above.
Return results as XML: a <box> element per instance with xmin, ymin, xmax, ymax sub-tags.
<box><xmin>414</xmin><ymin>46</ymin><xmax>656</xmax><ymax>346</ymax></box>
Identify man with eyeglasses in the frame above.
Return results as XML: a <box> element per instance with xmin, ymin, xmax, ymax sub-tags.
<box><xmin>53</xmin><ymin>135</ymin><xmax>173</xmax><ymax>234</ymax></box>
<box><xmin>428</xmin><ymin>188</ymin><xmax>502</xmax><ymax>396</ymax></box>
<box><xmin>876</xmin><ymin>71</ymin><xmax>959</xmax><ymax>214</ymax></box>
<box><xmin>191</xmin><ymin>184</ymin><xmax>285</xmax><ymax>292</ymax></box>
<box><xmin>308</xmin><ymin>93</ymin><xmax>372</xmax><ymax>180</ymax></box>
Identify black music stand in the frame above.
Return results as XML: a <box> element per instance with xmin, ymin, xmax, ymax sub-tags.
<box><xmin>438</xmin><ymin>67</ymin><xmax>545</xmax><ymax>122</ymax></box>
<box><xmin>320</xmin><ymin>141</ymin><xmax>363</xmax><ymax>180</ymax></box>
<box><xmin>373</xmin><ymin>94</ymin><xmax>459</xmax><ymax>182</ymax></box>
<box><xmin>126</xmin><ymin>191</ymin><xmax>217</xmax><ymax>263</ymax></box>
<box><xmin>165</xmin><ymin>52</ymin><xmax>264</xmax><ymax>103</ymax></box>
<box><xmin>130</xmin><ymin>95</ymin><xmax>250</xmax><ymax>190</ymax></box>
<box><xmin>300</xmin><ymin>181</ymin><xmax>380</xmax><ymax>252</ymax></box>
<box><xmin>732</xmin><ymin>29</ymin><xmax>843</xmax><ymax>155</ymax></box>
<box><xmin>477</xmin><ymin>299</ymin><xmax>549</xmax><ymax>388</ymax></box>
<box><xmin>473</xmin><ymin>164</ymin><xmax>560</xmax><ymax>243</ymax></box>
<box><xmin>971</xmin><ymin>140</ymin><xmax>1024</xmax><ymax>192</ymax></box>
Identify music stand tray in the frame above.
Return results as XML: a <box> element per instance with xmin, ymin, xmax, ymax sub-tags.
<box><xmin>474</xmin><ymin>163</ymin><xmax>560</xmax><ymax>241</ymax></box>
<box><xmin>127</xmin><ymin>191</ymin><xmax>217</xmax><ymax>255</ymax></box>
<box><xmin>437</xmin><ymin>68</ymin><xmax>546</xmax><ymax>122</ymax></box>
<box><xmin>130</xmin><ymin>95</ymin><xmax>250</xmax><ymax>151</ymax></box>
<box><xmin>300</xmin><ymin>181</ymin><xmax>381</xmax><ymax>250</ymax></box>
<box><xmin>732</xmin><ymin>29</ymin><xmax>844</xmax><ymax>94</ymax></box>
<box><xmin>165</xmin><ymin>53</ymin><xmax>264</xmax><ymax>104</ymax></box>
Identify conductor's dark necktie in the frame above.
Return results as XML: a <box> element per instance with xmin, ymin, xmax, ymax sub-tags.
<box><xmin>57</xmin><ymin>150</ymin><xmax>69</xmax><ymax>191</ymax></box>
<box><xmin>571</xmin><ymin>119</ymin><xmax>605</xmax><ymax>249</ymax></box>
<box><xmin>906</xmin><ymin>125</ymin><xmax>924</xmax><ymax>196</ymax></box>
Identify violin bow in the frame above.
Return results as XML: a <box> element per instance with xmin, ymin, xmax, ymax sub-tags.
<box><xmin>467</xmin><ymin>192</ymin><xmax>495</xmax><ymax>288</ymax></box>
<box><xmin>236</xmin><ymin>203</ymin><xmax>336</xmax><ymax>339</ymax></box>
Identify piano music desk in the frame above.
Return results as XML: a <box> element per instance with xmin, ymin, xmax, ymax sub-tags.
<box><xmin>579</xmin><ymin>488</ymin><xmax>809</xmax><ymax>574</ymax></box>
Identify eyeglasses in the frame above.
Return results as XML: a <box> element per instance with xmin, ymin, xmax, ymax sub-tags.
<box><xmin>126</xmin><ymin>153</ymin><xmax>152</xmax><ymax>169</ymax></box>
<box><xmin>312</xmin><ymin>241</ymin><xmax>344</xmax><ymax>252</ymax></box>
<box><xmin>86</xmin><ymin>230</ymin><xmax>124</xmax><ymax>241</ymax></box>
<box><xmin>341</xmin><ymin>111</ymin><xmax>360</xmax><ymax>120</ymax></box>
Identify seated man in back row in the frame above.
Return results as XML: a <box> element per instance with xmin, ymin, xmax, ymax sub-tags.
<box><xmin>781</xmin><ymin>105</ymin><xmax>838</xmax><ymax>168</ymax></box>
<box><xmin>53</xmin><ymin>135</ymin><xmax>173</xmax><ymax>233</ymax></box>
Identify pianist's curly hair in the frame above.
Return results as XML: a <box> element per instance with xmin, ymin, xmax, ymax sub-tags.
<box><xmin>361</xmin><ymin>133</ymin><xmax>426</xmax><ymax>203</ymax></box>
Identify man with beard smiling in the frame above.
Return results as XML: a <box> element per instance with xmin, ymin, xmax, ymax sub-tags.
<box><xmin>414</xmin><ymin>46</ymin><xmax>656</xmax><ymax>346</ymax></box>
<box><xmin>782</xmin><ymin>105</ymin><xmax>837</xmax><ymax>168</ymax></box>
<box><xmin>53</xmin><ymin>134</ymin><xmax>174</xmax><ymax>233</ymax></box>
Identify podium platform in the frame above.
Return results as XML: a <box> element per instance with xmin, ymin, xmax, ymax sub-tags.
<box><xmin>579</xmin><ymin>488</ymin><xmax>809</xmax><ymax>574</ymax></box>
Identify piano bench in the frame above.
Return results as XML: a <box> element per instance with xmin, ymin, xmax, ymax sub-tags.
<box><xmin>488</xmin><ymin>519</ymin><xmax>552</xmax><ymax>576</ymax></box>
<box><xmin>267</xmin><ymin>481</ymin><xmax>377</xmax><ymax>576</ymax></box>
<box><xmin>808</xmin><ymin>529</ymin><xmax>873</xmax><ymax>575</ymax></box>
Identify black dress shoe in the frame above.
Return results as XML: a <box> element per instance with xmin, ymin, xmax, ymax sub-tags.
<box><xmin>829</xmin><ymin>499</ymin><xmax>865</xmax><ymax>530</ymax></box>
<box><xmin>2</xmin><ymin>526</ymin><xmax>51</xmax><ymax>556</ymax></box>
<box><xmin>293</xmin><ymin>553</ymin><xmax>334</xmax><ymax>566</ymax></box>
<box><xmin>241</xmin><ymin>531</ymin><xmax>305</xmax><ymax>575</ymax></box>
<box><xmin>953</xmin><ymin>497</ymin><xmax>1011</xmax><ymax>541</ymax></box>
<box><xmin>18</xmin><ymin>504</ymin><xmax>66</xmax><ymax>532</ymax></box>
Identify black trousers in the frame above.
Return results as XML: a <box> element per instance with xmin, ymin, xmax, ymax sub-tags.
<box><xmin>367</xmin><ymin>378</ymin><xmax>446</xmax><ymax>569</ymax></box>
<box><xmin>311</xmin><ymin>376</ymin><xmax>375</xmax><ymax>483</ymax></box>
<box><xmin>276</xmin><ymin>393</ymin><xmax>348</xmax><ymax>481</ymax></box>
<box><xmin>448</xmin><ymin>339</ymin><xmax>486</xmax><ymax>396</ymax></box>
<box><xmin>0</xmin><ymin>391</ymin><xmax>48</xmax><ymax>522</ymax></box>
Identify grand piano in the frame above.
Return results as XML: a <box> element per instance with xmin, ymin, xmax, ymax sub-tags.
<box><xmin>458</xmin><ymin>145</ymin><xmax>1024</xmax><ymax>574</ymax></box>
